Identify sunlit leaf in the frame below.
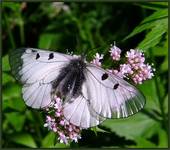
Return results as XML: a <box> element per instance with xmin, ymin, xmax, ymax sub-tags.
<box><xmin>137</xmin><ymin>19</ymin><xmax>167</xmax><ymax>50</ymax></box>
<box><xmin>101</xmin><ymin>113</ymin><xmax>160</xmax><ymax>141</ymax></box>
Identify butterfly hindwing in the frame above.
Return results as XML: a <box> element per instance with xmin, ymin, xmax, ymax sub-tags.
<box><xmin>22</xmin><ymin>83</ymin><xmax>52</xmax><ymax>108</ymax></box>
<box><xmin>63</xmin><ymin>93</ymin><xmax>106</xmax><ymax>128</ymax></box>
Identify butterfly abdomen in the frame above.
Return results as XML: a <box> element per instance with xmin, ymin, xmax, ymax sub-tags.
<box><xmin>52</xmin><ymin>58</ymin><xmax>86</xmax><ymax>99</ymax></box>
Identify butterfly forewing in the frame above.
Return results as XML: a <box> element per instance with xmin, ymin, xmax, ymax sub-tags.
<box><xmin>9</xmin><ymin>48</ymin><xmax>73</xmax><ymax>108</ymax></box>
<box><xmin>10</xmin><ymin>48</ymin><xmax>72</xmax><ymax>84</ymax></box>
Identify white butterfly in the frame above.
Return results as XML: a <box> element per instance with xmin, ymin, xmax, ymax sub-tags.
<box><xmin>9</xmin><ymin>48</ymin><xmax>145</xmax><ymax>128</ymax></box>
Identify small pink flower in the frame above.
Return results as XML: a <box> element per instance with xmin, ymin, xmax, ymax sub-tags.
<box><xmin>112</xmin><ymin>69</ymin><xmax>124</xmax><ymax>78</ymax></box>
<box><xmin>53</xmin><ymin>127</ymin><xmax>58</xmax><ymax>132</ymax></box>
<box><xmin>55</xmin><ymin>111</ymin><xmax>62</xmax><ymax>117</ymax></box>
<box><xmin>109</xmin><ymin>45</ymin><xmax>121</xmax><ymax>61</ymax></box>
<box><xmin>91</xmin><ymin>53</ymin><xmax>104</xmax><ymax>66</ymax></box>
<box><xmin>119</xmin><ymin>64</ymin><xmax>133</xmax><ymax>76</ymax></box>
<box><xmin>44</xmin><ymin>116</ymin><xmax>56</xmax><ymax>131</ymax></box>
<box><xmin>59</xmin><ymin>120</ymin><xmax>65</xmax><ymax>126</ymax></box>
<box><xmin>69</xmin><ymin>132</ymin><xmax>81</xmax><ymax>143</ymax></box>
<box><xmin>46</xmin><ymin>115</ymin><xmax>52</xmax><ymax>122</ymax></box>
<box><xmin>58</xmin><ymin>132</ymin><xmax>68</xmax><ymax>144</ymax></box>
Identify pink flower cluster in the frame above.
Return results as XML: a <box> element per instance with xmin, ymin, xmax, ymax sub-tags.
<box><xmin>92</xmin><ymin>45</ymin><xmax>155</xmax><ymax>84</ymax></box>
<box><xmin>44</xmin><ymin>96</ymin><xmax>81</xmax><ymax>144</ymax></box>
<box><xmin>125</xmin><ymin>49</ymin><xmax>154</xmax><ymax>84</ymax></box>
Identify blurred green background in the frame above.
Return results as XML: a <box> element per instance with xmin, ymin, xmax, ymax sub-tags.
<box><xmin>2</xmin><ymin>2</ymin><xmax>168</xmax><ymax>148</ymax></box>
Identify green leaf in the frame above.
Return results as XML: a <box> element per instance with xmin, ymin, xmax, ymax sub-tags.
<box><xmin>91</xmin><ymin>126</ymin><xmax>97</xmax><ymax>136</ymax></box>
<box><xmin>134</xmin><ymin>2</ymin><xmax>168</xmax><ymax>10</ymax></box>
<box><xmin>2</xmin><ymin>55</ymin><xmax>11</xmax><ymax>71</ymax></box>
<box><xmin>9</xmin><ymin>133</ymin><xmax>37</xmax><ymax>148</ymax></box>
<box><xmin>160</xmin><ymin>55</ymin><xmax>168</xmax><ymax>72</ymax></box>
<box><xmin>42</xmin><ymin>132</ymin><xmax>70</xmax><ymax>148</ymax></box>
<box><xmin>2</xmin><ymin>72</ymin><xmax>14</xmax><ymax>85</ymax></box>
<box><xmin>138</xmin><ymin>80</ymin><xmax>160</xmax><ymax>112</ymax></box>
<box><xmin>42</xmin><ymin>132</ymin><xmax>56</xmax><ymax>148</ymax></box>
<box><xmin>96</xmin><ymin>126</ymin><xmax>110</xmax><ymax>133</ymax></box>
<box><xmin>123</xmin><ymin>9</ymin><xmax>167</xmax><ymax>41</ymax></box>
<box><xmin>5</xmin><ymin>112</ymin><xmax>26</xmax><ymax>132</ymax></box>
<box><xmin>38</xmin><ymin>33</ymin><xmax>59</xmax><ymax>49</ymax></box>
<box><xmin>2</xmin><ymin>2</ymin><xmax>21</xmax><ymax>12</ymax></box>
<box><xmin>101</xmin><ymin>113</ymin><xmax>160</xmax><ymax>141</ymax></box>
<box><xmin>140</xmin><ymin>9</ymin><xmax>167</xmax><ymax>25</ymax></box>
<box><xmin>163</xmin><ymin>94</ymin><xmax>168</xmax><ymax>114</ymax></box>
<box><xmin>3</xmin><ymin>82</ymin><xmax>21</xmax><ymax>100</ymax></box>
<box><xmin>134</xmin><ymin>137</ymin><xmax>157</xmax><ymax>148</ymax></box>
<box><xmin>3</xmin><ymin>97</ymin><xmax>26</xmax><ymax>112</ymax></box>
<box><xmin>137</xmin><ymin>19</ymin><xmax>167</xmax><ymax>50</ymax></box>
<box><xmin>158</xmin><ymin>128</ymin><xmax>168</xmax><ymax>148</ymax></box>
<box><xmin>151</xmin><ymin>36</ymin><xmax>168</xmax><ymax>56</ymax></box>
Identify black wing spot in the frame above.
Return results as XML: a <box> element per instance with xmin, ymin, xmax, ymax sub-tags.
<box><xmin>48</xmin><ymin>53</ymin><xmax>54</xmax><ymax>60</ymax></box>
<box><xmin>113</xmin><ymin>83</ymin><xmax>119</xmax><ymax>89</ymax></box>
<box><xmin>31</xmin><ymin>49</ymin><xmax>37</xmax><ymax>52</ymax></box>
<box><xmin>101</xmin><ymin>73</ymin><xmax>108</xmax><ymax>80</ymax></box>
<box><xmin>36</xmin><ymin>53</ymin><xmax>40</xmax><ymax>59</ymax></box>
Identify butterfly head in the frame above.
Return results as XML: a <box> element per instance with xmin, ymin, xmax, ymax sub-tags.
<box><xmin>70</xmin><ymin>57</ymin><xmax>86</xmax><ymax>70</ymax></box>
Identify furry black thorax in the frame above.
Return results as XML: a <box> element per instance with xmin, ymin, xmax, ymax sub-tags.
<box><xmin>52</xmin><ymin>58</ymin><xmax>86</xmax><ymax>99</ymax></box>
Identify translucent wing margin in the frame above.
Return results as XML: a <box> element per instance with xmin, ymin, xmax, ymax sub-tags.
<box><xmin>9</xmin><ymin>48</ymin><xmax>73</xmax><ymax>108</ymax></box>
<box><xmin>9</xmin><ymin>48</ymin><xmax>72</xmax><ymax>84</ymax></box>
<box><xmin>84</xmin><ymin>64</ymin><xmax>145</xmax><ymax>119</ymax></box>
